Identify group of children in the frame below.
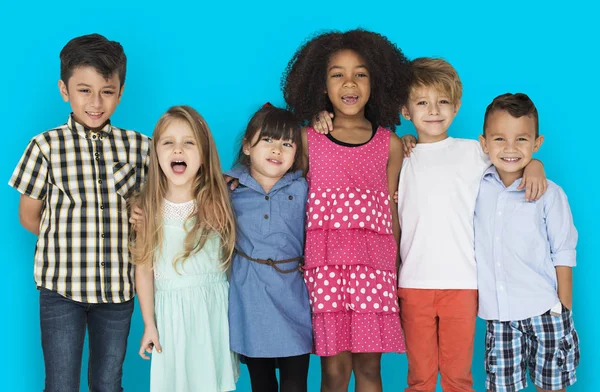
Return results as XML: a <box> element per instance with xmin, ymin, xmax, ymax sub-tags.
<box><xmin>9</xmin><ymin>28</ymin><xmax>579</xmax><ymax>392</ymax></box>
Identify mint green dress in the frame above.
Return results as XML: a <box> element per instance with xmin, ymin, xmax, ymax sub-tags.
<box><xmin>150</xmin><ymin>200</ymin><xmax>239</xmax><ymax>392</ymax></box>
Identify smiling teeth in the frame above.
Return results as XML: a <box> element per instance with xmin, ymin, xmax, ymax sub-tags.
<box><xmin>502</xmin><ymin>158</ymin><xmax>519</xmax><ymax>162</ymax></box>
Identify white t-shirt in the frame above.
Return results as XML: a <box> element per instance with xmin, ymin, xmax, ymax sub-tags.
<box><xmin>397</xmin><ymin>137</ymin><xmax>490</xmax><ymax>289</ymax></box>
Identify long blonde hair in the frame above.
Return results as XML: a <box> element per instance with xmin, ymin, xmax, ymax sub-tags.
<box><xmin>132</xmin><ymin>105</ymin><xmax>236</xmax><ymax>270</ymax></box>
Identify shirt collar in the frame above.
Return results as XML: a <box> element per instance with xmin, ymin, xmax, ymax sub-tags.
<box><xmin>67</xmin><ymin>113</ymin><xmax>112</xmax><ymax>139</ymax></box>
<box><xmin>225</xmin><ymin>165</ymin><xmax>302</xmax><ymax>195</ymax></box>
<box><xmin>483</xmin><ymin>165</ymin><xmax>523</xmax><ymax>191</ymax></box>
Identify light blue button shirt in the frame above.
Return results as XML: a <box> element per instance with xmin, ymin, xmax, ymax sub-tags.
<box><xmin>475</xmin><ymin>166</ymin><xmax>577</xmax><ymax>322</ymax></box>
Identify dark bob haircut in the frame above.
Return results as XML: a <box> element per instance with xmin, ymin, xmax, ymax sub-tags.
<box><xmin>234</xmin><ymin>104</ymin><xmax>303</xmax><ymax>173</ymax></box>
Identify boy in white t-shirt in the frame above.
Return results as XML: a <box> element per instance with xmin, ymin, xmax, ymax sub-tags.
<box><xmin>395</xmin><ymin>58</ymin><xmax>547</xmax><ymax>392</ymax></box>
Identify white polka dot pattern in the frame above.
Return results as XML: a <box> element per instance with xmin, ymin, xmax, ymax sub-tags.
<box><xmin>306</xmin><ymin>187</ymin><xmax>392</xmax><ymax>233</ymax></box>
<box><xmin>302</xmin><ymin>127</ymin><xmax>405</xmax><ymax>355</ymax></box>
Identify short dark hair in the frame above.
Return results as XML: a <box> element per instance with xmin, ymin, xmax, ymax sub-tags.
<box><xmin>60</xmin><ymin>33</ymin><xmax>127</xmax><ymax>86</ymax></box>
<box><xmin>234</xmin><ymin>104</ymin><xmax>303</xmax><ymax>173</ymax></box>
<box><xmin>282</xmin><ymin>29</ymin><xmax>410</xmax><ymax>131</ymax></box>
<box><xmin>483</xmin><ymin>93</ymin><xmax>539</xmax><ymax>138</ymax></box>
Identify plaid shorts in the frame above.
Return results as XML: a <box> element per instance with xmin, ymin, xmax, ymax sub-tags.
<box><xmin>485</xmin><ymin>306</ymin><xmax>580</xmax><ymax>391</ymax></box>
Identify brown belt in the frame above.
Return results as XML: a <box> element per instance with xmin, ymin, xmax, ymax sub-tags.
<box><xmin>234</xmin><ymin>249</ymin><xmax>304</xmax><ymax>274</ymax></box>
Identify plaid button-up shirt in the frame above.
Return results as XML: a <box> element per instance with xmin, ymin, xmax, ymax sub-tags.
<box><xmin>9</xmin><ymin>114</ymin><xmax>150</xmax><ymax>303</ymax></box>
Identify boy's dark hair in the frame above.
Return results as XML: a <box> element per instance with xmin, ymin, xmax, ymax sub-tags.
<box><xmin>60</xmin><ymin>33</ymin><xmax>127</xmax><ymax>87</ymax></box>
<box><xmin>282</xmin><ymin>29</ymin><xmax>410</xmax><ymax>131</ymax></box>
<box><xmin>234</xmin><ymin>104</ymin><xmax>303</xmax><ymax>173</ymax></box>
<box><xmin>483</xmin><ymin>93</ymin><xmax>539</xmax><ymax>137</ymax></box>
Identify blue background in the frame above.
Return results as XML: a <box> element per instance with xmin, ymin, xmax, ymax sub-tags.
<box><xmin>1</xmin><ymin>1</ymin><xmax>597</xmax><ymax>391</ymax></box>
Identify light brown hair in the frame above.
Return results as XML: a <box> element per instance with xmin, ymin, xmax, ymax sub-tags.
<box><xmin>132</xmin><ymin>105</ymin><xmax>236</xmax><ymax>270</ymax></box>
<box><xmin>409</xmin><ymin>57</ymin><xmax>462</xmax><ymax>104</ymax></box>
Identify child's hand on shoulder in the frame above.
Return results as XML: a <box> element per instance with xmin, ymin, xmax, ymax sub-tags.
<box><xmin>129</xmin><ymin>203</ymin><xmax>145</xmax><ymax>232</ymax></box>
<box><xmin>400</xmin><ymin>134</ymin><xmax>417</xmax><ymax>157</ymax></box>
<box><xmin>223</xmin><ymin>174</ymin><xmax>240</xmax><ymax>191</ymax></box>
<box><xmin>139</xmin><ymin>325</ymin><xmax>162</xmax><ymax>360</ymax></box>
<box><xmin>519</xmin><ymin>160</ymin><xmax>548</xmax><ymax>201</ymax></box>
<box><xmin>312</xmin><ymin>111</ymin><xmax>334</xmax><ymax>134</ymax></box>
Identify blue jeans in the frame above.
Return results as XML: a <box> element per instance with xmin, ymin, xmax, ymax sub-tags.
<box><xmin>39</xmin><ymin>288</ymin><xmax>134</xmax><ymax>392</ymax></box>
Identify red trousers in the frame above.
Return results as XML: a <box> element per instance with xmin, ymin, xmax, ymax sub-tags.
<box><xmin>397</xmin><ymin>288</ymin><xmax>478</xmax><ymax>392</ymax></box>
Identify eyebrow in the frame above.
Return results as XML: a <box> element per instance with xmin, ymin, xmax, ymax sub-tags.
<box><xmin>76</xmin><ymin>82</ymin><xmax>117</xmax><ymax>89</ymax></box>
<box><xmin>328</xmin><ymin>64</ymin><xmax>368</xmax><ymax>72</ymax></box>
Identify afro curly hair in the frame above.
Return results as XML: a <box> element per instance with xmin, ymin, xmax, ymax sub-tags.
<box><xmin>281</xmin><ymin>29</ymin><xmax>411</xmax><ymax>132</ymax></box>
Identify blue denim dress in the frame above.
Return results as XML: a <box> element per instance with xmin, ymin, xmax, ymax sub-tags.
<box><xmin>226</xmin><ymin>166</ymin><xmax>313</xmax><ymax>358</ymax></box>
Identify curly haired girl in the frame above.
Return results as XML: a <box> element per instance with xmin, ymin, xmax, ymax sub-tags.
<box><xmin>282</xmin><ymin>29</ymin><xmax>411</xmax><ymax>392</ymax></box>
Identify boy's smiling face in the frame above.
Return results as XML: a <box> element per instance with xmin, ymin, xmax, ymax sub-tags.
<box><xmin>401</xmin><ymin>85</ymin><xmax>461</xmax><ymax>143</ymax></box>
<box><xmin>479</xmin><ymin>110</ymin><xmax>544</xmax><ymax>187</ymax></box>
<box><xmin>58</xmin><ymin>66</ymin><xmax>123</xmax><ymax>130</ymax></box>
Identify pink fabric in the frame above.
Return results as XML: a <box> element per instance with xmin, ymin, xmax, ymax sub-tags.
<box><xmin>304</xmin><ymin>127</ymin><xmax>405</xmax><ymax>356</ymax></box>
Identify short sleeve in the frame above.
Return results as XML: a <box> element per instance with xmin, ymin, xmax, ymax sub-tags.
<box><xmin>8</xmin><ymin>138</ymin><xmax>49</xmax><ymax>200</ymax></box>
<box><xmin>544</xmin><ymin>186</ymin><xmax>578</xmax><ymax>267</ymax></box>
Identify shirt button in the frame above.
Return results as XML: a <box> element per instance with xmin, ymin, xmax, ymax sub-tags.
<box><xmin>498</xmin><ymin>285</ymin><xmax>504</xmax><ymax>291</ymax></box>
<box><xmin>92</xmin><ymin>135</ymin><xmax>97</xmax><ymax>139</ymax></box>
<box><xmin>101</xmin><ymin>233</ymin><xmax>105</xmax><ymax>238</ymax></box>
<box><xmin>497</xmin><ymin>211</ymin><xmax>502</xmax><ymax>216</ymax></box>
<box><xmin>100</xmin><ymin>205</ymin><xmax>104</xmax><ymax>209</ymax></box>
<box><xmin>289</xmin><ymin>195</ymin><xmax>294</xmax><ymax>200</ymax></box>
<box><xmin>95</xmin><ymin>152</ymin><xmax>100</xmax><ymax>157</ymax></box>
<box><xmin>264</xmin><ymin>214</ymin><xmax>269</xmax><ymax>219</ymax></box>
<box><xmin>100</xmin><ymin>262</ymin><xmax>105</xmax><ymax>267</ymax></box>
<box><xmin>265</xmin><ymin>196</ymin><xmax>269</xmax><ymax>201</ymax></box>
<box><xmin>496</xmin><ymin>263</ymin><xmax>501</xmax><ymax>267</ymax></box>
<box><xmin>495</xmin><ymin>236</ymin><xmax>500</xmax><ymax>241</ymax></box>
<box><xmin>98</xmin><ymin>180</ymin><xmax>102</xmax><ymax>184</ymax></box>
<box><xmin>96</xmin><ymin>157</ymin><xmax>100</xmax><ymax>161</ymax></box>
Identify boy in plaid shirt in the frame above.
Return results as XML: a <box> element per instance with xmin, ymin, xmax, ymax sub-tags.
<box><xmin>9</xmin><ymin>33</ymin><xmax>150</xmax><ymax>392</ymax></box>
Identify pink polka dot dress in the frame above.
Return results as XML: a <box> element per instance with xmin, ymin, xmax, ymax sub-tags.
<box><xmin>304</xmin><ymin>126</ymin><xmax>406</xmax><ymax>356</ymax></box>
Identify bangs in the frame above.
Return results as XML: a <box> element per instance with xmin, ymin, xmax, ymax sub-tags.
<box><xmin>251</xmin><ymin>110</ymin><xmax>301</xmax><ymax>147</ymax></box>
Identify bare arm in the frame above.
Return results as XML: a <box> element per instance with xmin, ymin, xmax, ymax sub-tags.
<box><xmin>387</xmin><ymin>134</ymin><xmax>404</xmax><ymax>272</ymax></box>
<box><xmin>301</xmin><ymin>127</ymin><xmax>309</xmax><ymax>175</ymax></box>
<box><xmin>135</xmin><ymin>261</ymin><xmax>162</xmax><ymax>358</ymax></box>
<box><xmin>556</xmin><ymin>266</ymin><xmax>573</xmax><ymax>310</ymax></box>
<box><xmin>19</xmin><ymin>194</ymin><xmax>43</xmax><ymax>235</ymax></box>
<box><xmin>519</xmin><ymin>159</ymin><xmax>548</xmax><ymax>201</ymax></box>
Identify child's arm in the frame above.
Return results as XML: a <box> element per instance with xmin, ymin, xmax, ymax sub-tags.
<box><xmin>556</xmin><ymin>266</ymin><xmax>573</xmax><ymax>310</ymax></box>
<box><xmin>312</xmin><ymin>111</ymin><xmax>334</xmax><ymax>134</ymax></box>
<box><xmin>519</xmin><ymin>160</ymin><xmax>548</xmax><ymax>201</ymax></box>
<box><xmin>545</xmin><ymin>186</ymin><xmax>577</xmax><ymax>310</ymax></box>
<box><xmin>135</xmin><ymin>262</ymin><xmax>162</xmax><ymax>359</ymax></box>
<box><xmin>19</xmin><ymin>195</ymin><xmax>43</xmax><ymax>235</ymax></box>
<box><xmin>387</xmin><ymin>134</ymin><xmax>404</xmax><ymax>271</ymax></box>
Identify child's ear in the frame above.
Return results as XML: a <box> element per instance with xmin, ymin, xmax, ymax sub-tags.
<box><xmin>401</xmin><ymin>106</ymin><xmax>411</xmax><ymax>120</ymax></box>
<box><xmin>479</xmin><ymin>134</ymin><xmax>489</xmax><ymax>153</ymax></box>
<box><xmin>242</xmin><ymin>139</ymin><xmax>250</xmax><ymax>156</ymax></box>
<box><xmin>58</xmin><ymin>80</ymin><xmax>69</xmax><ymax>102</ymax></box>
<box><xmin>533</xmin><ymin>135</ymin><xmax>544</xmax><ymax>152</ymax></box>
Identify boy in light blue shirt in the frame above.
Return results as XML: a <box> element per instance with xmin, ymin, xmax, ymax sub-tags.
<box><xmin>475</xmin><ymin>93</ymin><xmax>579</xmax><ymax>392</ymax></box>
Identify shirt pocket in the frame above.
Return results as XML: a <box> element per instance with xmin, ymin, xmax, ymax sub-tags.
<box><xmin>277</xmin><ymin>191</ymin><xmax>305</xmax><ymax>223</ymax></box>
<box><xmin>112</xmin><ymin>162</ymin><xmax>137</xmax><ymax>200</ymax></box>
